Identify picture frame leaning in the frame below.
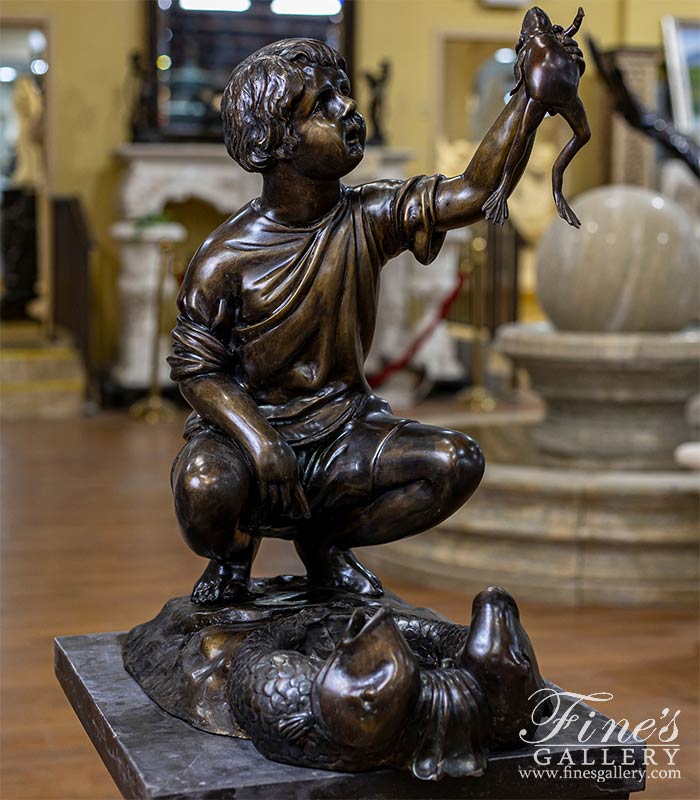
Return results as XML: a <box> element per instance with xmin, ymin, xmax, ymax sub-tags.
<box><xmin>662</xmin><ymin>15</ymin><xmax>700</xmax><ymax>139</ymax></box>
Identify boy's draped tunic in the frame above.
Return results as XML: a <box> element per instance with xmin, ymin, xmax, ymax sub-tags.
<box><xmin>169</xmin><ymin>175</ymin><xmax>445</xmax><ymax>446</ymax></box>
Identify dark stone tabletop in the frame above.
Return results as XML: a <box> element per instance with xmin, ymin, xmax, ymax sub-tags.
<box><xmin>55</xmin><ymin>624</ymin><xmax>645</xmax><ymax>800</ymax></box>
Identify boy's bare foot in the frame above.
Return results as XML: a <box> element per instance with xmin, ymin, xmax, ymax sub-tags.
<box><xmin>298</xmin><ymin>545</ymin><xmax>384</xmax><ymax>597</ymax></box>
<box><xmin>191</xmin><ymin>559</ymin><xmax>251</xmax><ymax>606</ymax></box>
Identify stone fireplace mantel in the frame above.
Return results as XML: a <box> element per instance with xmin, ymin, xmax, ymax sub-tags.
<box><xmin>116</xmin><ymin>143</ymin><xmax>414</xmax><ymax>218</ymax></box>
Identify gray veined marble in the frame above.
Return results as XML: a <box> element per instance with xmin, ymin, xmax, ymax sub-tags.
<box><xmin>55</xmin><ymin>631</ymin><xmax>645</xmax><ymax>800</ymax></box>
<box><xmin>496</xmin><ymin>322</ymin><xmax>700</xmax><ymax>468</ymax></box>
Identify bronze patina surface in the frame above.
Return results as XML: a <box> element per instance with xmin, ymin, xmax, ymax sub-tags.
<box><xmin>166</xmin><ymin>27</ymin><xmax>586</xmax><ymax>607</ymax></box>
<box><xmin>124</xmin><ymin>10</ymin><xmax>591</xmax><ymax>781</ymax></box>
<box><xmin>124</xmin><ymin>583</ymin><xmax>548</xmax><ymax>780</ymax></box>
<box><xmin>482</xmin><ymin>6</ymin><xmax>590</xmax><ymax>228</ymax></box>
<box><xmin>588</xmin><ymin>34</ymin><xmax>700</xmax><ymax>178</ymax></box>
<box><xmin>363</xmin><ymin>59</ymin><xmax>391</xmax><ymax>145</ymax></box>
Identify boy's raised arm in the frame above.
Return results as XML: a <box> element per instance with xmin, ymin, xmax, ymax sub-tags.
<box><xmin>433</xmin><ymin>90</ymin><xmax>536</xmax><ymax>232</ymax></box>
<box><xmin>433</xmin><ymin>32</ymin><xmax>584</xmax><ymax>233</ymax></box>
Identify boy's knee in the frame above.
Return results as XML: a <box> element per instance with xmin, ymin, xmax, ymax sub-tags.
<box><xmin>173</xmin><ymin>444</ymin><xmax>250</xmax><ymax>522</ymax></box>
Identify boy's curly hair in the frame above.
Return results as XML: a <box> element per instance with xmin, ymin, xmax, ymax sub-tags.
<box><xmin>221</xmin><ymin>38</ymin><xmax>347</xmax><ymax>173</ymax></box>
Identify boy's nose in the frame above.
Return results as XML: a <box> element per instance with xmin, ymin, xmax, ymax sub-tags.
<box><xmin>338</xmin><ymin>95</ymin><xmax>357</xmax><ymax>118</ymax></box>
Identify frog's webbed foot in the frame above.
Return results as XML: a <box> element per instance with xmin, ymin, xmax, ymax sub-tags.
<box><xmin>555</xmin><ymin>194</ymin><xmax>581</xmax><ymax>228</ymax></box>
<box><xmin>482</xmin><ymin>188</ymin><xmax>510</xmax><ymax>225</ymax></box>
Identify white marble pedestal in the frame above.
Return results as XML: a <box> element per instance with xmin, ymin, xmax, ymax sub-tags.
<box><xmin>110</xmin><ymin>221</ymin><xmax>186</xmax><ymax>390</ymax></box>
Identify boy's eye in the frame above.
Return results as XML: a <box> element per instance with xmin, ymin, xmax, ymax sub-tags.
<box><xmin>313</xmin><ymin>89</ymin><xmax>335</xmax><ymax>113</ymax></box>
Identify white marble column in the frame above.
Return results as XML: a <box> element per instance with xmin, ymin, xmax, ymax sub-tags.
<box><xmin>110</xmin><ymin>221</ymin><xmax>186</xmax><ymax>389</ymax></box>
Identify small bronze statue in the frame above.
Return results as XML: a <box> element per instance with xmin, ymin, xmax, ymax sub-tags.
<box><xmin>228</xmin><ymin>587</ymin><xmax>549</xmax><ymax>778</ymax></box>
<box><xmin>124</xmin><ymin>13</ymin><xmax>590</xmax><ymax>782</ymax></box>
<box><xmin>363</xmin><ymin>59</ymin><xmax>391</xmax><ymax>145</ymax></box>
<box><xmin>483</xmin><ymin>6</ymin><xmax>590</xmax><ymax>228</ymax></box>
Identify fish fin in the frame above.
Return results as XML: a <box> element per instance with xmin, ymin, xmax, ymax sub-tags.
<box><xmin>277</xmin><ymin>712</ymin><xmax>314</xmax><ymax>745</ymax></box>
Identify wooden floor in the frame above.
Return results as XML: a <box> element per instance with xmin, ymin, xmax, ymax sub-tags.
<box><xmin>1</xmin><ymin>412</ymin><xmax>698</xmax><ymax>800</ymax></box>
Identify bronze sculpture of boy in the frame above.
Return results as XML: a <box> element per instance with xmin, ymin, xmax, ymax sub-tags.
<box><xmin>168</xmin><ymin>35</ymin><xmax>584</xmax><ymax>606</ymax></box>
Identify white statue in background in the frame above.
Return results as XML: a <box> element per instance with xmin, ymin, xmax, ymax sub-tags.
<box><xmin>11</xmin><ymin>74</ymin><xmax>45</xmax><ymax>189</ymax></box>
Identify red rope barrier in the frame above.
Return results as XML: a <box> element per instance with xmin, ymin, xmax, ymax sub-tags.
<box><xmin>367</xmin><ymin>272</ymin><xmax>466</xmax><ymax>389</ymax></box>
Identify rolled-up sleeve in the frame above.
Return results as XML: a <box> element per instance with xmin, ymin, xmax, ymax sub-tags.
<box><xmin>168</xmin><ymin>273</ymin><xmax>234</xmax><ymax>383</ymax></box>
<box><xmin>359</xmin><ymin>174</ymin><xmax>447</xmax><ymax>267</ymax></box>
<box><xmin>392</xmin><ymin>173</ymin><xmax>447</xmax><ymax>265</ymax></box>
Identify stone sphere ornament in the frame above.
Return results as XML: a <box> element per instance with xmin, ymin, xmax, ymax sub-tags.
<box><xmin>536</xmin><ymin>185</ymin><xmax>700</xmax><ymax>332</ymax></box>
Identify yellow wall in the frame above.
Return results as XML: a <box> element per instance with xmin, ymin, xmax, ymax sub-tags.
<box><xmin>354</xmin><ymin>0</ymin><xmax>697</xmax><ymax>178</ymax></box>
<box><xmin>355</xmin><ymin>1</ymin><xmax>608</xmax><ymax>176</ymax></box>
<box><xmin>621</xmin><ymin>0</ymin><xmax>699</xmax><ymax>45</ymax></box>
<box><xmin>1</xmin><ymin>0</ymin><xmax>143</xmax><ymax>366</ymax></box>
<box><xmin>2</xmin><ymin>0</ymin><xmax>695</xmax><ymax>368</ymax></box>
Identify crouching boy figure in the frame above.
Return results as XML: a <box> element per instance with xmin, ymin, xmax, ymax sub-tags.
<box><xmin>169</xmin><ymin>38</ymin><xmax>555</xmax><ymax>604</ymax></box>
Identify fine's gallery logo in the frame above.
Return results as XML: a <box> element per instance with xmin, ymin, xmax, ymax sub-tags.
<box><xmin>517</xmin><ymin>688</ymin><xmax>682</xmax><ymax>784</ymax></box>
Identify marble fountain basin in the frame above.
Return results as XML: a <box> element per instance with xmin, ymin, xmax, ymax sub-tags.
<box><xmin>366</xmin><ymin>414</ymin><xmax>699</xmax><ymax>607</ymax></box>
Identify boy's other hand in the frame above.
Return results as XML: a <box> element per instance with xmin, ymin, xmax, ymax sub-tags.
<box><xmin>251</xmin><ymin>437</ymin><xmax>310</xmax><ymax>520</ymax></box>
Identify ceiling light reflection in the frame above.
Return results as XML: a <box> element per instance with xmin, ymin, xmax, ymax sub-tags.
<box><xmin>30</xmin><ymin>59</ymin><xmax>49</xmax><ymax>76</ymax></box>
<box><xmin>179</xmin><ymin>0</ymin><xmax>251</xmax><ymax>11</ymax></box>
<box><xmin>270</xmin><ymin>0</ymin><xmax>342</xmax><ymax>16</ymax></box>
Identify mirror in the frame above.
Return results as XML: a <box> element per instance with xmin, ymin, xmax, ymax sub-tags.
<box><xmin>0</xmin><ymin>20</ymin><xmax>51</xmax><ymax>326</ymax></box>
<box><xmin>131</xmin><ymin>0</ymin><xmax>355</xmax><ymax>142</ymax></box>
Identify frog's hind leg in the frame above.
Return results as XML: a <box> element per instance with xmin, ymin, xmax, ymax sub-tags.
<box><xmin>482</xmin><ymin>98</ymin><xmax>544</xmax><ymax>225</ymax></box>
<box><xmin>552</xmin><ymin>96</ymin><xmax>591</xmax><ymax>228</ymax></box>
<box><xmin>563</xmin><ymin>6</ymin><xmax>585</xmax><ymax>39</ymax></box>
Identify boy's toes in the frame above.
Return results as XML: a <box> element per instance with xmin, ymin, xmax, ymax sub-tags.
<box><xmin>310</xmin><ymin>548</ymin><xmax>384</xmax><ymax>597</ymax></box>
<box><xmin>190</xmin><ymin>560</ymin><xmax>249</xmax><ymax>606</ymax></box>
<box><xmin>191</xmin><ymin>575</ymin><xmax>223</xmax><ymax>605</ymax></box>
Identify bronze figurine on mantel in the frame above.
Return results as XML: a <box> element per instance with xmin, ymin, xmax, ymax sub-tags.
<box><xmin>124</xmin><ymin>8</ymin><xmax>589</xmax><ymax>782</ymax></box>
<box><xmin>363</xmin><ymin>59</ymin><xmax>391</xmax><ymax>145</ymax></box>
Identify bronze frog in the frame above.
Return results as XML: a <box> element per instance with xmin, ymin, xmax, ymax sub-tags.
<box><xmin>483</xmin><ymin>6</ymin><xmax>590</xmax><ymax>228</ymax></box>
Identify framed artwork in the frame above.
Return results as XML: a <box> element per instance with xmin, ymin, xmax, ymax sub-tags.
<box><xmin>662</xmin><ymin>16</ymin><xmax>700</xmax><ymax>139</ymax></box>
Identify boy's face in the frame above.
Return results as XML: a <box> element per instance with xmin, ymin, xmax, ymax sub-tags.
<box><xmin>287</xmin><ymin>64</ymin><xmax>366</xmax><ymax>180</ymax></box>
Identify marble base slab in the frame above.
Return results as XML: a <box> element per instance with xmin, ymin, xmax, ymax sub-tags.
<box><xmin>54</xmin><ymin>632</ymin><xmax>645</xmax><ymax>800</ymax></box>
